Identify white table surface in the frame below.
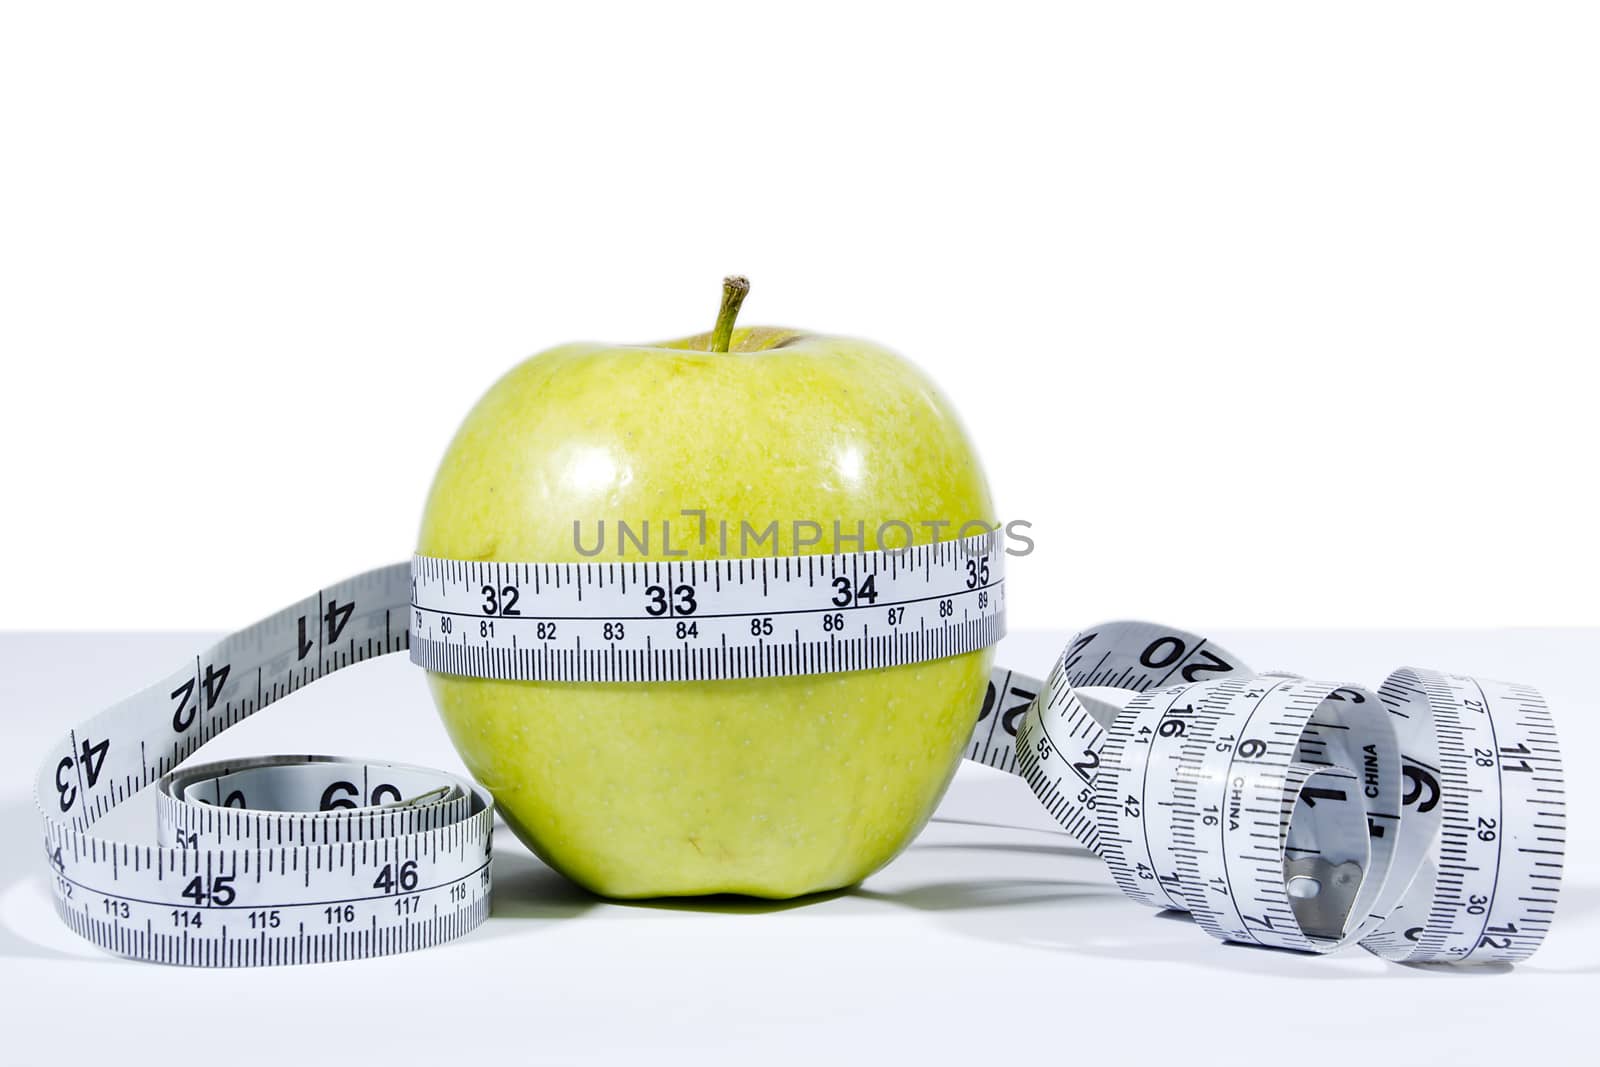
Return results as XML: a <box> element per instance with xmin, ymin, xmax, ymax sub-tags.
<box><xmin>3</xmin><ymin>628</ymin><xmax>1595</xmax><ymax>1065</ymax></box>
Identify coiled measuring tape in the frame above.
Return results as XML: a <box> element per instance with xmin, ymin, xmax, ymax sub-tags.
<box><xmin>35</xmin><ymin>535</ymin><xmax>1565</xmax><ymax>966</ymax></box>
<box><xmin>966</xmin><ymin>622</ymin><xmax>1565</xmax><ymax>962</ymax></box>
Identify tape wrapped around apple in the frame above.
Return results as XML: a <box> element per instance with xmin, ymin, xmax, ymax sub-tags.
<box><xmin>420</xmin><ymin>278</ymin><xmax>994</xmax><ymax>898</ymax></box>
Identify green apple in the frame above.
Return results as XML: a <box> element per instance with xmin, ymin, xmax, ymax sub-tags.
<box><xmin>419</xmin><ymin>278</ymin><xmax>994</xmax><ymax>899</ymax></box>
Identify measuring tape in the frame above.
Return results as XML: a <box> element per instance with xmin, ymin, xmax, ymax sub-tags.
<box><xmin>964</xmin><ymin>622</ymin><xmax>1565</xmax><ymax>962</ymax></box>
<box><xmin>409</xmin><ymin>535</ymin><xmax>1005</xmax><ymax>681</ymax></box>
<box><xmin>35</xmin><ymin>564</ymin><xmax>495</xmax><ymax>966</ymax></box>
<box><xmin>35</xmin><ymin>537</ymin><xmax>1565</xmax><ymax>966</ymax></box>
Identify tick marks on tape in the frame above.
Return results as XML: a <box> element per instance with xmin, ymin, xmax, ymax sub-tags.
<box><xmin>410</xmin><ymin>534</ymin><xmax>1005</xmax><ymax>681</ymax></box>
<box><xmin>34</xmin><ymin>536</ymin><xmax>1564</xmax><ymax>967</ymax></box>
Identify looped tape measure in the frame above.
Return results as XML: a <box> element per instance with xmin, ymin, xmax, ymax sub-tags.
<box><xmin>35</xmin><ymin>538</ymin><xmax>1565</xmax><ymax>966</ymax></box>
<box><xmin>967</xmin><ymin>622</ymin><xmax>1565</xmax><ymax>963</ymax></box>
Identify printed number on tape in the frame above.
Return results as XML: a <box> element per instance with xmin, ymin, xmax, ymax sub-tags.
<box><xmin>35</xmin><ymin>540</ymin><xmax>1564</xmax><ymax>966</ymax></box>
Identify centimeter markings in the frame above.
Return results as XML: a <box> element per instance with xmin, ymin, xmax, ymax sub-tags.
<box><xmin>409</xmin><ymin>534</ymin><xmax>1008</xmax><ymax>682</ymax></box>
<box><xmin>967</xmin><ymin>622</ymin><xmax>1567</xmax><ymax>964</ymax></box>
<box><xmin>36</xmin><ymin>564</ymin><xmax>497</xmax><ymax>967</ymax></box>
<box><xmin>52</xmin><ymin>885</ymin><xmax>493</xmax><ymax>967</ymax></box>
<box><xmin>1415</xmin><ymin>672</ymin><xmax>1566</xmax><ymax>962</ymax></box>
<box><xmin>1013</xmin><ymin>694</ymin><xmax>1104</xmax><ymax>852</ymax></box>
<box><xmin>35</xmin><ymin>538</ymin><xmax>1006</xmax><ymax>967</ymax></box>
<box><xmin>35</xmin><ymin>547</ymin><xmax>1567</xmax><ymax>967</ymax></box>
<box><xmin>1489</xmin><ymin>682</ymin><xmax>1566</xmax><ymax>955</ymax></box>
<box><xmin>1151</xmin><ymin>680</ymin><xmax>1248</xmax><ymax>941</ymax></box>
<box><xmin>413</xmin><ymin>615</ymin><xmax>1004</xmax><ymax>683</ymax></box>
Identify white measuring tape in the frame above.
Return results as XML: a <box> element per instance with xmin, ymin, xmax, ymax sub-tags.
<box><xmin>35</xmin><ymin>536</ymin><xmax>1565</xmax><ymax>966</ymax></box>
<box><xmin>35</xmin><ymin>565</ymin><xmax>494</xmax><ymax>966</ymax></box>
<box><xmin>966</xmin><ymin>622</ymin><xmax>1564</xmax><ymax>962</ymax></box>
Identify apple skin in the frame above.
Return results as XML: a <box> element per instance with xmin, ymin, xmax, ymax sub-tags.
<box><xmin>419</xmin><ymin>326</ymin><xmax>994</xmax><ymax>898</ymax></box>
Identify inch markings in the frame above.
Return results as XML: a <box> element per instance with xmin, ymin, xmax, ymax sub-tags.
<box><xmin>36</xmin><ymin>565</ymin><xmax>496</xmax><ymax>968</ymax></box>
<box><xmin>34</xmin><ymin>551</ymin><xmax>1566</xmax><ymax>968</ymax></box>
<box><xmin>409</xmin><ymin>533</ymin><xmax>1007</xmax><ymax>682</ymax></box>
<box><xmin>966</xmin><ymin>621</ymin><xmax>1566</xmax><ymax>965</ymax></box>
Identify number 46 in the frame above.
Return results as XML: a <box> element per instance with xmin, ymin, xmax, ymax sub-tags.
<box><xmin>373</xmin><ymin>860</ymin><xmax>419</xmax><ymax>894</ymax></box>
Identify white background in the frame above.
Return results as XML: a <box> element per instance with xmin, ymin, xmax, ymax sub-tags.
<box><xmin>3</xmin><ymin>7</ymin><xmax>1596</xmax><ymax>1051</ymax></box>
<box><xmin>3</xmin><ymin>0</ymin><xmax>1598</xmax><ymax>629</ymax></box>
<box><xmin>4</xmin><ymin>628</ymin><xmax>1596</xmax><ymax>1064</ymax></box>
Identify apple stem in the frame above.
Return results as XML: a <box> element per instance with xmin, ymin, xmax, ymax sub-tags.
<box><xmin>709</xmin><ymin>275</ymin><xmax>749</xmax><ymax>353</ymax></box>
